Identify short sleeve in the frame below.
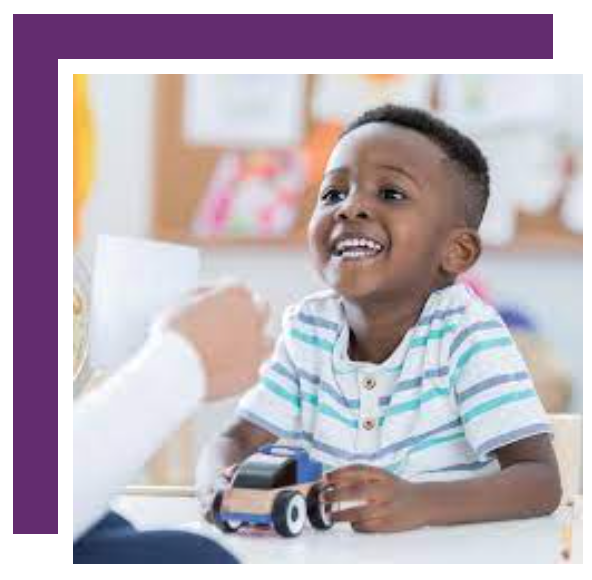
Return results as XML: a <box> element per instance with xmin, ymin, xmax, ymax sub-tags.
<box><xmin>449</xmin><ymin>311</ymin><xmax>551</xmax><ymax>460</ymax></box>
<box><xmin>237</xmin><ymin>313</ymin><xmax>303</xmax><ymax>440</ymax></box>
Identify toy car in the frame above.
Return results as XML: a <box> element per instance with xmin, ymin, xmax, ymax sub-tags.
<box><xmin>211</xmin><ymin>444</ymin><xmax>333</xmax><ymax>538</ymax></box>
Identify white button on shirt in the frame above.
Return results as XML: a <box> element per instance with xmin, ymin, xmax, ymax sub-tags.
<box><xmin>357</xmin><ymin>372</ymin><xmax>381</xmax><ymax>453</ymax></box>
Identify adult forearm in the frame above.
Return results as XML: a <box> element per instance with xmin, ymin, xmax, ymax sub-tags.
<box><xmin>74</xmin><ymin>332</ymin><xmax>204</xmax><ymax>541</ymax></box>
<box><xmin>415</xmin><ymin>462</ymin><xmax>562</xmax><ymax>527</ymax></box>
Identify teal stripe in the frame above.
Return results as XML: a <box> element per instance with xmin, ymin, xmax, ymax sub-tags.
<box><xmin>381</xmin><ymin>386</ymin><xmax>449</xmax><ymax>421</ymax></box>
<box><xmin>462</xmin><ymin>389</ymin><xmax>537</xmax><ymax>424</ymax></box>
<box><xmin>413</xmin><ymin>430</ymin><xmax>465</xmax><ymax>452</ymax></box>
<box><xmin>409</xmin><ymin>323</ymin><xmax>457</xmax><ymax>348</ymax></box>
<box><xmin>261</xmin><ymin>377</ymin><xmax>301</xmax><ymax>408</ymax></box>
<box><xmin>386</xmin><ymin>429</ymin><xmax>465</xmax><ymax>472</ymax></box>
<box><xmin>318</xmin><ymin>403</ymin><xmax>358</xmax><ymax>429</ymax></box>
<box><xmin>262</xmin><ymin>377</ymin><xmax>357</xmax><ymax>429</ymax></box>
<box><xmin>264</xmin><ymin>371</ymin><xmax>450</xmax><ymax>429</ymax></box>
<box><xmin>450</xmin><ymin>337</ymin><xmax>513</xmax><ymax>388</ymax></box>
<box><xmin>289</xmin><ymin>328</ymin><xmax>334</xmax><ymax>352</ymax></box>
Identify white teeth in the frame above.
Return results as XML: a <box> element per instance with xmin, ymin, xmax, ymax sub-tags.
<box><xmin>335</xmin><ymin>237</ymin><xmax>383</xmax><ymax>253</ymax></box>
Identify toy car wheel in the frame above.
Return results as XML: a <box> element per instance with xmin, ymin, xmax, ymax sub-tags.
<box><xmin>272</xmin><ymin>490</ymin><xmax>307</xmax><ymax>537</ymax></box>
<box><xmin>307</xmin><ymin>484</ymin><xmax>333</xmax><ymax>530</ymax></box>
<box><xmin>212</xmin><ymin>490</ymin><xmax>241</xmax><ymax>533</ymax></box>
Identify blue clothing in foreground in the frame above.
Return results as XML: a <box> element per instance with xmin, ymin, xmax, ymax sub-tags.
<box><xmin>73</xmin><ymin>512</ymin><xmax>239</xmax><ymax>564</ymax></box>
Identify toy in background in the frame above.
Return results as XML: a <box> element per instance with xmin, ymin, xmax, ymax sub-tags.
<box><xmin>212</xmin><ymin>445</ymin><xmax>332</xmax><ymax>538</ymax></box>
<box><xmin>193</xmin><ymin>150</ymin><xmax>307</xmax><ymax>238</ymax></box>
<box><xmin>462</xmin><ymin>276</ymin><xmax>572</xmax><ymax>413</ymax></box>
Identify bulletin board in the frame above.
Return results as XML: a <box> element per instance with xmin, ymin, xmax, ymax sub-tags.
<box><xmin>152</xmin><ymin>74</ymin><xmax>320</xmax><ymax>248</ymax></box>
<box><xmin>152</xmin><ymin>74</ymin><xmax>582</xmax><ymax>253</ymax></box>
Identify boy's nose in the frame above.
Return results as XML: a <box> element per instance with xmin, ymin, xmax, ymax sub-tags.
<box><xmin>336</xmin><ymin>193</ymin><xmax>372</xmax><ymax>221</ymax></box>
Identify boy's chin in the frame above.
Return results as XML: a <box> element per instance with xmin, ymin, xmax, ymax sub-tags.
<box><xmin>324</xmin><ymin>277</ymin><xmax>382</xmax><ymax>302</ymax></box>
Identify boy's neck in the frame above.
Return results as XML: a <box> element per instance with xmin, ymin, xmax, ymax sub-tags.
<box><xmin>342</xmin><ymin>285</ymin><xmax>442</xmax><ymax>364</ymax></box>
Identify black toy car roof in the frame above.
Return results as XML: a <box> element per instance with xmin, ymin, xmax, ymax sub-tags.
<box><xmin>232</xmin><ymin>453</ymin><xmax>297</xmax><ymax>490</ymax></box>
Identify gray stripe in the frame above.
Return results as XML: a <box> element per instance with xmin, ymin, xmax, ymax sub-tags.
<box><xmin>270</xmin><ymin>361</ymin><xmax>299</xmax><ymax>386</ymax></box>
<box><xmin>457</xmin><ymin>371</ymin><xmax>530</xmax><ymax>404</ymax></box>
<box><xmin>297</xmin><ymin>313</ymin><xmax>341</xmax><ymax>333</ymax></box>
<box><xmin>417</xmin><ymin>306</ymin><xmax>466</xmax><ymax>327</ymax></box>
<box><xmin>395</xmin><ymin>366</ymin><xmax>450</xmax><ymax>394</ymax></box>
<box><xmin>305</xmin><ymin>418</ymin><xmax>462</xmax><ymax>462</ymax></box>
<box><xmin>240</xmin><ymin>408</ymin><xmax>463</xmax><ymax>463</ymax></box>
<box><xmin>295</xmin><ymin>366</ymin><xmax>359</xmax><ymax>409</ymax></box>
<box><xmin>378</xmin><ymin>419</ymin><xmax>463</xmax><ymax>459</ymax></box>
<box><xmin>449</xmin><ymin>320</ymin><xmax>505</xmax><ymax>357</ymax></box>
<box><xmin>475</xmin><ymin>423</ymin><xmax>551</xmax><ymax>458</ymax></box>
<box><xmin>295</xmin><ymin>363</ymin><xmax>450</xmax><ymax>407</ymax></box>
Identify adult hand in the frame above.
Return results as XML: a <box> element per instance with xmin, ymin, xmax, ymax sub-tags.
<box><xmin>198</xmin><ymin>464</ymin><xmax>238</xmax><ymax>523</ymax></box>
<box><xmin>322</xmin><ymin>464</ymin><xmax>427</xmax><ymax>533</ymax></box>
<box><xmin>158</xmin><ymin>282</ymin><xmax>272</xmax><ymax>401</ymax></box>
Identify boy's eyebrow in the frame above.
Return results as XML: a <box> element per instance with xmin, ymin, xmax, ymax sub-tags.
<box><xmin>377</xmin><ymin>164</ymin><xmax>422</xmax><ymax>187</ymax></box>
<box><xmin>323</xmin><ymin>164</ymin><xmax>421</xmax><ymax>187</ymax></box>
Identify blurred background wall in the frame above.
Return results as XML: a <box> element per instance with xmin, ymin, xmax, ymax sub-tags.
<box><xmin>77</xmin><ymin>74</ymin><xmax>583</xmax><ymax>482</ymax></box>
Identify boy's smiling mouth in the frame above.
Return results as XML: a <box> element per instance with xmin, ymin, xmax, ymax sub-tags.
<box><xmin>330</xmin><ymin>234</ymin><xmax>386</xmax><ymax>261</ymax></box>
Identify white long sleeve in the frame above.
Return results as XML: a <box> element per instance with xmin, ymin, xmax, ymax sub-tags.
<box><xmin>73</xmin><ymin>331</ymin><xmax>205</xmax><ymax>541</ymax></box>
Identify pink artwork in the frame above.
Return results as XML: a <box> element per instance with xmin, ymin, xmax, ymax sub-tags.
<box><xmin>193</xmin><ymin>150</ymin><xmax>307</xmax><ymax>238</ymax></box>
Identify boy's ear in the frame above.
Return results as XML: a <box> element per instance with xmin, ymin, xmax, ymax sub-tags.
<box><xmin>441</xmin><ymin>228</ymin><xmax>481</xmax><ymax>277</ymax></box>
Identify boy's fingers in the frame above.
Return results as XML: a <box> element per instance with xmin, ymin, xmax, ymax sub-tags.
<box><xmin>325</xmin><ymin>464</ymin><xmax>385</xmax><ymax>485</ymax></box>
<box><xmin>324</xmin><ymin>465</ymin><xmax>365</xmax><ymax>485</ymax></box>
<box><xmin>332</xmin><ymin>502</ymin><xmax>390</xmax><ymax>525</ymax></box>
<box><xmin>330</xmin><ymin>506</ymin><xmax>366</xmax><ymax>523</ymax></box>
<box><xmin>321</xmin><ymin>483</ymin><xmax>367</xmax><ymax>504</ymax></box>
<box><xmin>351</xmin><ymin>517</ymin><xmax>392</xmax><ymax>534</ymax></box>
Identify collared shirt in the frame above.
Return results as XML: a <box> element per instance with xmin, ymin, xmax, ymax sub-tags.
<box><xmin>238</xmin><ymin>283</ymin><xmax>550</xmax><ymax>481</ymax></box>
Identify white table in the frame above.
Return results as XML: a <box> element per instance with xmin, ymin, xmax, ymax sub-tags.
<box><xmin>113</xmin><ymin>491</ymin><xmax>582</xmax><ymax>564</ymax></box>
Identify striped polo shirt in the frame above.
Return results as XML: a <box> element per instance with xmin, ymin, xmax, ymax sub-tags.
<box><xmin>238</xmin><ymin>283</ymin><xmax>550</xmax><ymax>482</ymax></box>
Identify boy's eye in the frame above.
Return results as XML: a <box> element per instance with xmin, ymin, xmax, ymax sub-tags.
<box><xmin>380</xmin><ymin>188</ymin><xmax>407</xmax><ymax>202</ymax></box>
<box><xmin>320</xmin><ymin>188</ymin><xmax>347</xmax><ymax>204</ymax></box>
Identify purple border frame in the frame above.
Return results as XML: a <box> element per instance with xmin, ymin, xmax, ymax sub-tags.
<box><xmin>13</xmin><ymin>14</ymin><xmax>552</xmax><ymax>534</ymax></box>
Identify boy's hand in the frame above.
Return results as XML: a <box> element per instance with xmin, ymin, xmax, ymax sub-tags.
<box><xmin>322</xmin><ymin>464</ymin><xmax>426</xmax><ymax>533</ymax></box>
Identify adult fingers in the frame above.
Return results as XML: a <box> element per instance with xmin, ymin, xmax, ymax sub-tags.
<box><xmin>253</xmin><ymin>293</ymin><xmax>271</xmax><ymax>324</ymax></box>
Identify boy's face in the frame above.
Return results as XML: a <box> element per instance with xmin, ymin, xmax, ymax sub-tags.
<box><xmin>308</xmin><ymin>122</ymin><xmax>465</xmax><ymax>302</ymax></box>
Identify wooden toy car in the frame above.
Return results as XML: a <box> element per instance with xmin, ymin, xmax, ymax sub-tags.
<box><xmin>212</xmin><ymin>444</ymin><xmax>333</xmax><ymax>537</ymax></box>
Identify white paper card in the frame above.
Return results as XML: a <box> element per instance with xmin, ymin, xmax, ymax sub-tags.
<box><xmin>184</xmin><ymin>74</ymin><xmax>305</xmax><ymax>148</ymax></box>
<box><xmin>90</xmin><ymin>235</ymin><xmax>201</xmax><ymax>370</ymax></box>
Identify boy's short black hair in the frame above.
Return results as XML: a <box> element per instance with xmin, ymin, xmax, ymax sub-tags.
<box><xmin>343</xmin><ymin>104</ymin><xmax>490</xmax><ymax>229</ymax></box>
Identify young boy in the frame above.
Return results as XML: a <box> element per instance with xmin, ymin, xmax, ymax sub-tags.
<box><xmin>197</xmin><ymin>105</ymin><xmax>561</xmax><ymax>533</ymax></box>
